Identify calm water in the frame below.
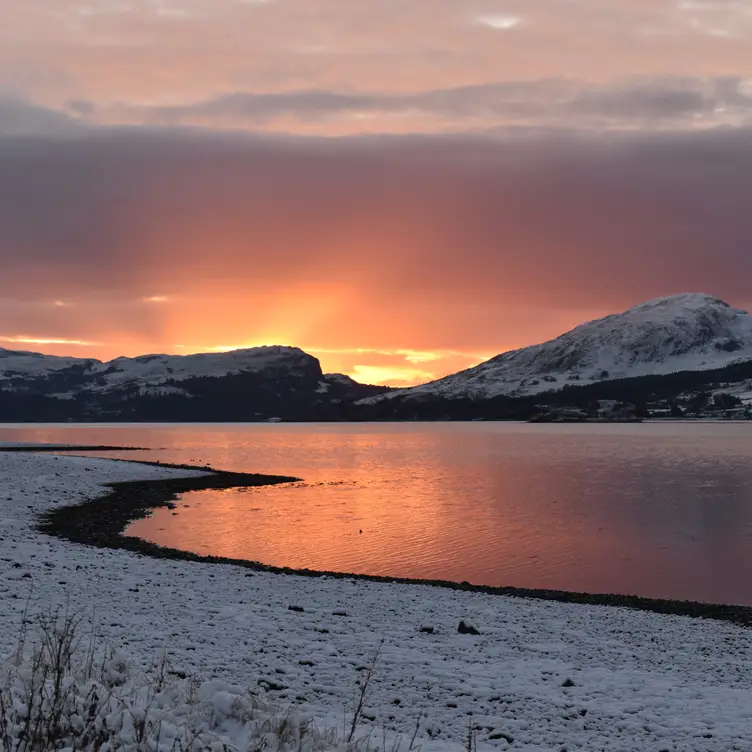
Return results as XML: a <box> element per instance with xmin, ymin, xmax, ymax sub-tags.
<box><xmin>2</xmin><ymin>422</ymin><xmax>752</xmax><ymax>605</ymax></box>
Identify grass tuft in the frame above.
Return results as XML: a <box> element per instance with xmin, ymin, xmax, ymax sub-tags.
<box><xmin>0</xmin><ymin>611</ymin><xmax>443</xmax><ymax>752</ymax></box>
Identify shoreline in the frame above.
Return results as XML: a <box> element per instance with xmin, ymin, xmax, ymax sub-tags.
<box><xmin>35</xmin><ymin>455</ymin><xmax>752</xmax><ymax>627</ymax></box>
<box><xmin>5</xmin><ymin>449</ymin><xmax>752</xmax><ymax>749</ymax></box>
<box><xmin>0</xmin><ymin>444</ymin><xmax>146</xmax><ymax>452</ymax></box>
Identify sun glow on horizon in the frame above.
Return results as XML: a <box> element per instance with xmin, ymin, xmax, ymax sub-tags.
<box><xmin>173</xmin><ymin>343</ymin><xmax>491</xmax><ymax>386</ymax></box>
<box><xmin>0</xmin><ymin>335</ymin><xmax>100</xmax><ymax>347</ymax></box>
<box><xmin>347</xmin><ymin>364</ymin><xmax>437</xmax><ymax>387</ymax></box>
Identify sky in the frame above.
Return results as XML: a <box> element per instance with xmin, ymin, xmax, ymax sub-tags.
<box><xmin>2</xmin><ymin>1</ymin><xmax>752</xmax><ymax>385</ymax></box>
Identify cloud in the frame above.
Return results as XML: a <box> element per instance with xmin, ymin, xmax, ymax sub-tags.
<box><xmin>675</xmin><ymin>0</ymin><xmax>752</xmax><ymax>38</ymax></box>
<box><xmin>0</xmin><ymin>0</ymin><xmax>750</xmax><ymax>382</ymax></box>
<box><xmin>11</xmin><ymin>77</ymin><xmax>752</xmax><ymax>138</ymax></box>
<box><xmin>0</xmin><ymin>122</ymin><xmax>751</xmax><ymax>333</ymax></box>
<box><xmin>308</xmin><ymin>347</ymin><xmax>491</xmax><ymax>365</ymax></box>
<box><xmin>0</xmin><ymin>104</ymin><xmax>750</xmax><ymax>380</ymax></box>
<box><xmin>3</xmin><ymin>0</ymin><xmax>750</xmax><ymax>145</ymax></box>
<box><xmin>348</xmin><ymin>364</ymin><xmax>437</xmax><ymax>387</ymax></box>
<box><xmin>0</xmin><ymin>336</ymin><xmax>100</xmax><ymax>347</ymax></box>
<box><xmin>75</xmin><ymin>2</ymin><xmax>132</xmax><ymax>17</ymax></box>
<box><xmin>476</xmin><ymin>15</ymin><xmax>523</xmax><ymax>30</ymax></box>
<box><xmin>133</xmin><ymin>77</ymin><xmax>752</xmax><ymax>131</ymax></box>
<box><xmin>0</xmin><ymin>97</ymin><xmax>86</xmax><ymax>137</ymax></box>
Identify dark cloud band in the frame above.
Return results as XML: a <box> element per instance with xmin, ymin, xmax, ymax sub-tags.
<box><xmin>0</xmin><ymin>114</ymin><xmax>751</xmax><ymax>353</ymax></box>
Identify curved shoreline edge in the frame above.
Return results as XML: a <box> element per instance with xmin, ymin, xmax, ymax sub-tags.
<box><xmin>0</xmin><ymin>445</ymin><xmax>147</xmax><ymax>452</ymax></box>
<box><xmin>36</xmin><ymin>458</ymin><xmax>752</xmax><ymax>628</ymax></box>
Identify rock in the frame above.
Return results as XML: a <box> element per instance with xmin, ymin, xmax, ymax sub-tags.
<box><xmin>489</xmin><ymin>733</ymin><xmax>515</xmax><ymax>743</ymax></box>
<box><xmin>420</xmin><ymin>626</ymin><xmax>435</xmax><ymax>634</ymax></box>
<box><xmin>458</xmin><ymin>620</ymin><xmax>480</xmax><ymax>635</ymax></box>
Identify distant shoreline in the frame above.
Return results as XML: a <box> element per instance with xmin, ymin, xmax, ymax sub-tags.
<box><xmin>0</xmin><ymin>416</ymin><xmax>750</xmax><ymax>425</ymax></box>
<box><xmin>0</xmin><ymin>444</ymin><xmax>146</xmax><ymax>451</ymax></box>
<box><xmin>27</xmin><ymin>451</ymin><xmax>752</xmax><ymax>628</ymax></box>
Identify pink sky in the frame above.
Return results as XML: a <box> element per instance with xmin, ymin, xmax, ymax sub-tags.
<box><xmin>1</xmin><ymin>0</ymin><xmax>751</xmax><ymax>384</ymax></box>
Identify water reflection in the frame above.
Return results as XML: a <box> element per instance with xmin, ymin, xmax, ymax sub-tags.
<box><xmin>2</xmin><ymin>422</ymin><xmax>752</xmax><ymax>604</ymax></box>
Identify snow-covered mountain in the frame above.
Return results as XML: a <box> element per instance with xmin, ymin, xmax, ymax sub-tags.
<box><xmin>365</xmin><ymin>293</ymin><xmax>752</xmax><ymax>403</ymax></box>
<box><xmin>0</xmin><ymin>346</ymin><xmax>310</xmax><ymax>394</ymax></box>
<box><xmin>0</xmin><ymin>345</ymin><xmax>385</xmax><ymax>421</ymax></box>
<box><xmin>88</xmin><ymin>347</ymin><xmax>318</xmax><ymax>396</ymax></box>
<box><xmin>6</xmin><ymin>293</ymin><xmax>752</xmax><ymax>421</ymax></box>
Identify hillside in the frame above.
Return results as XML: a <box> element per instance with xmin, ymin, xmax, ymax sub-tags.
<box><xmin>4</xmin><ymin>294</ymin><xmax>752</xmax><ymax>422</ymax></box>
<box><xmin>0</xmin><ymin>346</ymin><xmax>386</xmax><ymax>421</ymax></box>
<box><xmin>363</xmin><ymin>294</ymin><xmax>752</xmax><ymax>404</ymax></box>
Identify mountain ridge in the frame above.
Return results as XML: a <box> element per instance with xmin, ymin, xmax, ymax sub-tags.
<box><xmin>3</xmin><ymin>292</ymin><xmax>752</xmax><ymax>421</ymax></box>
<box><xmin>0</xmin><ymin>345</ymin><xmax>387</xmax><ymax>421</ymax></box>
<box><xmin>362</xmin><ymin>293</ymin><xmax>752</xmax><ymax>404</ymax></box>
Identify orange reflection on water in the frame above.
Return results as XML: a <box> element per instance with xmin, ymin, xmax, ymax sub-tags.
<box><xmin>119</xmin><ymin>422</ymin><xmax>752</xmax><ymax>605</ymax></box>
<box><xmin>3</xmin><ymin>421</ymin><xmax>752</xmax><ymax>604</ymax></box>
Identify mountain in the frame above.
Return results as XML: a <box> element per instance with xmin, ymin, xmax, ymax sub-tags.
<box><xmin>362</xmin><ymin>293</ymin><xmax>752</xmax><ymax>405</ymax></box>
<box><xmin>0</xmin><ymin>346</ymin><xmax>387</xmax><ymax>421</ymax></box>
<box><xmin>5</xmin><ymin>293</ymin><xmax>752</xmax><ymax>423</ymax></box>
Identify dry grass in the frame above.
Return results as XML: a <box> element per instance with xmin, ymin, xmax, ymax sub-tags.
<box><xmin>0</xmin><ymin>610</ymin><xmax>430</xmax><ymax>752</ymax></box>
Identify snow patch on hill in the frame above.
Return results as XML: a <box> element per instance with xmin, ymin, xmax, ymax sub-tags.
<box><xmin>0</xmin><ymin>348</ymin><xmax>98</xmax><ymax>380</ymax></box>
<box><xmin>366</xmin><ymin>294</ymin><xmax>752</xmax><ymax>402</ymax></box>
<box><xmin>0</xmin><ymin>345</ymin><xmax>317</xmax><ymax>395</ymax></box>
<box><xmin>89</xmin><ymin>346</ymin><xmax>314</xmax><ymax>394</ymax></box>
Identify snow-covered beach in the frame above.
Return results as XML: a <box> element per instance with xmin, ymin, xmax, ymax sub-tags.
<box><xmin>2</xmin><ymin>451</ymin><xmax>752</xmax><ymax>751</ymax></box>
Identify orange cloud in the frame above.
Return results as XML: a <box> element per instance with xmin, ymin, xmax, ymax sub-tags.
<box><xmin>1</xmin><ymin>100</ymin><xmax>752</xmax><ymax>386</ymax></box>
<box><xmin>348</xmin><ymin>364</ymin><xmax>436</xmax><ymax>387</ymax></box>
<box><xmin>0</xmin><ymin>335</ymin><xmax>100</xmax><ymax>347</ymax></box>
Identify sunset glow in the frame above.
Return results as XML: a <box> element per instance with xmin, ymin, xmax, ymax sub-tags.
<box><xmin>0</xmin><ymin>336</ymin><xmax>101</xmax><ymax>348</ymax></box>
<box><xmin>1</xmin><ymin>1</ymin><xmax>751</xmax><ymax>385</ymax></box>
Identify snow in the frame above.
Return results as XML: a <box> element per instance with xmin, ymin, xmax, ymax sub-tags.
<box><xmin>0</xmin><ymin>347</ymin><xmax>98</xmax><ymax>380</ymax></box>
<box><xmin>95</xmin><ymin>347</ymin><xmax>315</xmax><ymax>393</ymax></box>
<box><xmin>2</xmin><ymin>644</ymin><xmax>348</xmax><ymax>752</ymax></box>
<box><xmin>709</xmin><ymin>378</ymin><xmax>752</xmax><ymax>405</ymax></box>
<box><xmin>0</xmin><ymin>345</ymin><xmax>317</xmax><ymax>396</ymax></box>
<box><xmin>325</xmin><ymin>374</ymin><xmax>361</xmax><ymax>387</ymax></box>
<box><xmin>2</xmin><ymin>451</ymin><xmax>752</xmax><ymax>750</ymax></box>
<box><xmin>364</xmin><ymin>293</ymin><xmax>752</xmax><ymax>403</ymax></box>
